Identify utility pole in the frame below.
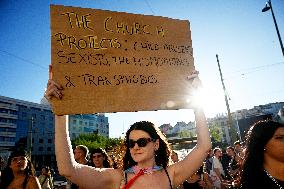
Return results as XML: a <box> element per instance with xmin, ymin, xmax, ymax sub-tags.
<box><xmin>216</xmin><ymin>54</ymin><xmax>233</xmax><ymax>137</ymax></box>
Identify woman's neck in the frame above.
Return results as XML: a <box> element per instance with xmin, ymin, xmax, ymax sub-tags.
<box><xmin>13</xmin><ymin>169</ymin><xmax>26</xmax><ymax>178</ymax></box>
<box><xmin>264</xmin><ymin>155</ymin><xmax>284</xmax><ymax>180</ymax></box>
<box><xmin>136</xmin><ymin>158</ymin><xmax>156</xmax><ymax>169</ymax></box>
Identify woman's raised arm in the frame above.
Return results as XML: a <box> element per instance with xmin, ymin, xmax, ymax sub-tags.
<box><xmin>54</xmin><ymin>115</ymin><xmax>122</xmax><ymax>189</ymax></box>
<box><xmin>44</xmin><ymin>68</ymin><xmax>122</xmax><ymax>188</ymax></box>
<box><xmin>168</xmin><ymin>72</ymin><xmax>212</xmax><ymax>187</ymax></box>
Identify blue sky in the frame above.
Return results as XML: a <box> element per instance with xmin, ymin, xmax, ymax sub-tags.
<box><xmin>0</xmin><ymin>0</ymin><xmax>283</xmax><ymax>138</ymax></box>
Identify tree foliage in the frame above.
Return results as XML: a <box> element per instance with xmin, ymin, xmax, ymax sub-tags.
<box><xmin>71</xmin><ymin>133</ymin><xmax>123</xmax><ymax>152</ymax></box>
<box><xmin>210</xmin><ymin>123</ymin><xmax>223</xmax><ymax>147</ymax></box>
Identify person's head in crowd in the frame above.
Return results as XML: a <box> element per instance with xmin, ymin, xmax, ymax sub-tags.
<box><xmin>0</xmin><ymin>156</ymin><xmax>4</xmax><ymax>168</ymax></box>
<box><xmin>206</xmin><ymin>149</ymin><xmax>213</xmax><ymax>159</ymax></box>
<box><xmin>74</xmin><ymin>145</ymin><xmax>89</xmax><ymax>164</ymax></box>
<box><xmin>226</xmin><ymin>146</ymin><xmax>236</xmax><ymax>157</ymax></box>
<box><xmin>0</xmin><ymin>150</ymin><xmax>36</xmax><ymax>188</ymax></box>
<box><xmin>213</xmin><ymin>147</ymin><xmax>222</xmax><ymax>159</ymax></box>
<box><xmin>171</xmin><ymin>150</ymin><xmax>179</xmax><ymax>163</ymax></box>
<box><xmin>277</xmin><ymin>107</ymin><xmax>284</xmax><ymax>124</ymax></box>
<box><xmin>241</xmin><ymin>120</ymin><xmax>284</xmax><ymax>188</ymax></box>
<box><xmin>41</xmin><ymin>166</ymin><xmax>52</xmax><ymax>176</ymax></box>
<box><xmin>89</xmin><ymin>148</ymin><xmax>112</xmax><ymax>168</ymax></box>
<box><xmin>8</xmin><ymin>150</ymin><xmax>34</xmax><ymax>174</ymax></box>
<box><xmin>234</xmin><ymin>141</ymin><xmax>242</xmax><ymax>153</ymax></box>
<box><xmin>123</xmin><ymin>121</ymin><xmax>171</xmax><ymax>170</ymax></box>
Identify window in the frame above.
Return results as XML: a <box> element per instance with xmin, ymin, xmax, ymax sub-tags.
<box><xmin>0</xmin><ymin>108</ymin><xmax>8</xmax><ymax>113</ymax></box>
<box><xmin>38</xmin><ymin>147</ymin><xmax>43</xmax><ymax>151</ymax></box>
<box><xmin>31</xmin><ymin>107</ymin><xmax>41</xmax><ymax>111</ymax></box>
<box><xmin>39</xmin><ymin>139</ymin><xmax>44</xmax><ymax>143</ymax></box>
<box><xmin>0</xmin><ymin>101</ymin><xmax>11</xmax><ymax>105</ymax></box>
<box><xmin>0</xmin><ymin>118</ymin><xmax>7</xmax><ymax>123</ymax></box>
<box><xmin>48</xmin><ymin>139</ymin><xmax>52</xmax><ymax>143</ymax></box>
<box><xmin>47</xmin><ymin>147</ymin><xmax>51</xmax><ymax>151</ymax></box>
<box><xmin>40</xmin><ymin>115</ymin><xmax>45</xmax><ymax>120</ymax></box>
<box><xmin>10</xmin><ymin>110</ymin><xmax>17</xmax><ymax>115</ymax></box>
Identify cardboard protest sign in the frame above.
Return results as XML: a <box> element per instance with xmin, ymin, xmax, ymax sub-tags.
<box><xmin>50</xmin><ymin>4</ymin><xmax>195</xmax><ymax>115</ymax></box>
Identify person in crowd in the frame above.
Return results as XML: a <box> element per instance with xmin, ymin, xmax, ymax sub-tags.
<box><xmin>183</xmin><ymin>165</ymin><xmax>213</xmax><ymax>189</ymax></box>
<box><xmin>226</xmin><ymin>146</ymin><xmax>241</xmax><ymax>179</ymax></box>
<box><xmin>0</xmin><ymin>150</ymin><xmax>40</xmax><ymax>189</ymax></box>
<box><xmin>274</xmin><ymin>107</ymin><xmax>284</xmax><ymax>124</ymax></box>
<box><xmin>0</xmin><ymin>156</ymin><xmax>4</xmax><ymax>183</ymax></box>
<box><xmin>169</xmin><ymin>150</ymin><xmax>184</xmax><ymax>189</ymax></box>
<box><xmin>38</xmin><ymin>166</ymin><xmax>54</xmax><ymax>189</ymax></box>
<box><xmin>74</xmin><ymin>145</ymin><xmax>89</xmax><ymax>165</ymax></box>
<box><xmin>88</xmin><ymin>148</ymin><xmax>112</xmax><ymax>168</ymax></box>
<box><xmin>209</xmin><ymin>147</ymin><xmax>225</xmax><ymax>189</ymax></box>
<box><xmin>204</xmin><ymin>149</ymin><xmax>213</xmax><ymax>175</ymax></box>
<box><xmin>170</xmin><ymin>150</ymin><xmax>179</xmax><ymax>164</ymax></box>
<box><xmin>45</xmin><ymin>69</ymin><xmax>211</xmax><ymax>189</ymax></box>
<box><xmin>240</xmin><ymin>120</ymin><xmax>284</xmax><ymax>189</ymax></box>
<box><xmin>67</xmin><ymin>145</ymin><xmax>89</xmax><ymax>189</ymax></box>
<box><xmin>233</xmin><ymin>141</ymin><xmax>244</xmax><ymax>159</ymax></box>
<box><xmin>220</xmin><ymin>148</ymin><xmax>231</xmax><ymax>180</ymax></box>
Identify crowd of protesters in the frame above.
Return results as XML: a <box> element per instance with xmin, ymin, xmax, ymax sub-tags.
<box><xmin>172</xmin><ymin>118</ymin><xmax>284</xmax><ymax>189</ymax></box>
<box><xmin>0</xmin><ymin>110</ymin><xmax>283</xmax><ymax>189</ymax></box>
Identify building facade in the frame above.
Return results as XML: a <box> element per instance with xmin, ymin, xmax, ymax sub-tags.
<box><xmin>0</xmin><ymin>95</ymin><xmax>109</xmax><ymax>170</ymax></box>
<box><xmin>69</xmin><ymin>114</ymin><xmax>109</xmax><ymax>139</ymax></box>
<box><xmin>0</xmin><ymin>95</ymin><xmax>55</xmax><ymax>169</ymax></box>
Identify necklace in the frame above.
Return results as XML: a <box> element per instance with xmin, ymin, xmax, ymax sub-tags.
<box><xmin>264</xmin><ymin>169</ymin><xmax>283</xmax><ymax>189</ymax></box>
<box><xmin>125</xmin><ymin>165</ymin><xmax>163</xmax><ymax>174</ymax></box>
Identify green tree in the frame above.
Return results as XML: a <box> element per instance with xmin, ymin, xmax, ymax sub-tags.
<box><xmin>71</xmin><ymin>133</ymin><xmax>123</xmax><ymax>152</ymax></box>
<box><xmin>210</xmin><ymin>123</ymin><xmax>223</xmax><ymax>147</ymax></box>
<box><xmin>177</xmin><ymin>130</ymin><xmax>194</xmax><ymax>138</ymax></box>
<box><xmin>229</xmin><ymin>124</ymin><xmax>239</xmax><ymax>144</ymax></box>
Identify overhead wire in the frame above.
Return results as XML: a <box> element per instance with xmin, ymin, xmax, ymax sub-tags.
<box><xmin>0</xmin><ymin>49</ymin><xmax>48</xmax><ymax>70</ymax></box>
<box><xmin>144</xmin><ymin>0</ymin><xmax>155</xmax><ymax>15</ymax></box>
<box><xmin>224</xmin><ymin>61</ymin><xmax>284</xmax><ymax>80</ymax></box>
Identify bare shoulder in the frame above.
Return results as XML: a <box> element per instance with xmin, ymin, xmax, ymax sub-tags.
<box><xmin>103</xmin><ymin>168</ymin><xmax>124</xmax><ymax>189</ymax></box>
<box><xmin>27</xmin><ymin>175</ymin><xmax>41</xmax><ymax>189</ymax></box>
<box><xmin>111</xmin><ymin>168</ymin><xmax>124</xmax><ymax>182</ymax></box>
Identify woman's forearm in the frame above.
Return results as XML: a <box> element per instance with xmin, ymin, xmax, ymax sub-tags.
<box><xmin>194</xmin><ymin>108</ymin><xmax>211</xmax><ymax>151</ymax></box>
<box><xmin>54</xmin><ymin>115</ymin><xmax>119</xmax><ymax>188</ymax></box>
<box><xmin>55</xmin><ymin>115</ymin><xmax>76</xmax><ymax>177</ymax></box>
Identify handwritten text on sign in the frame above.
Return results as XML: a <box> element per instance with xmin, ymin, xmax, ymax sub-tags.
<box><xmin>50</xmin><ymin>5</ymin><xmax>195</xmax><ymax>115</ymax></box>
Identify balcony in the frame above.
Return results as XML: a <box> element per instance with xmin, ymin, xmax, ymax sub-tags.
<box><xmin>0</xmin><ymin>132</ymin><xmax>16</xmax><ymax>137</ymax></box>
<box><xmin>0</xmin><ymin>141</ymin><xmax>15</xmax><ymax>147</ymax></box>
<box><xmin>0</xmin><ymin>122</ymin><xmax>17</xmax><ymax>128</ymax></box>
<box><xmin>0</xmin><ymin>113</ymin><xmax>18</xmax><ymax>119</ymax></box>
<box><xmin>0</xmin><ymin>103</ymin><xmax>18</xmax><ymax>111</ymax></box>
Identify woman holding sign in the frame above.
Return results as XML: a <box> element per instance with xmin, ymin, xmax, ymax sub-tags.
<box><xmin>45</xmin><ymin>68</ymin><xmax>211</xmax><ymax>189</ymax></box>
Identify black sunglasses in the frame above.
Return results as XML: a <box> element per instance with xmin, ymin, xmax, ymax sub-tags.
<box><xmin>128</xmin><ymin>138</ymin><xmax>155</xmax><ymax>148</ymax></box>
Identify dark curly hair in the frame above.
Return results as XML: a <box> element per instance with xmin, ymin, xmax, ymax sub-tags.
<box><xmin>89</xmin><ymin>148</ymin><xmax>112</xmax><ymax>168</ymax></box>
<box><xmin>0</xmin><ymin>150</ymin><xmax>36</xmax><ymax>189</ymax></box>
<box><xmin>240</xmin><ymin>120</ymin><xmax>284</xmax><ymax>188</ymax></box>
<box><xmin>123</xmin><ymin>121</ymin><xmax>171</xmax><ymax>170</ymax></box>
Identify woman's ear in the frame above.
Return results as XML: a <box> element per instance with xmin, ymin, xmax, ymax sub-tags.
<box><xmin>154</xmin><ymin>139</ymin><xmax>160</xmax><ymax>151</ymax></box>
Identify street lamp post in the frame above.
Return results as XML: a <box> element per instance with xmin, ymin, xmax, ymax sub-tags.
<box><xmin>27</xmin><ymin>116</ymin><xmax>34</xmax><ymax>160</ymax></box>
<box><xmin>262</xmin><ymin>0</ymin><xmax>284</xmax><ymax>57</ymax></box>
